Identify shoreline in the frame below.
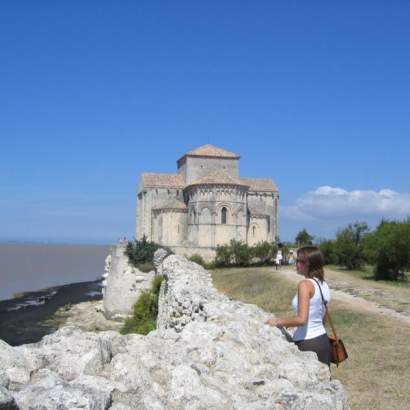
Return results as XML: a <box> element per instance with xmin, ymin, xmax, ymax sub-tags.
<box><xmin>7</xmin><ymin>277</ymin><xmax>100</xmax><ymax>302</ymax></box>
<box><xmin>0</xmin><ymin>278</ymin><xmax>105</xmax><ymax>346</ymax></box>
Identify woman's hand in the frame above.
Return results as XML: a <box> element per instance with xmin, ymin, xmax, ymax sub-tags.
<box><xmin>265</xmin><ymin>318</ymin><xmax>283</xmax><ymax>328</ymax></box>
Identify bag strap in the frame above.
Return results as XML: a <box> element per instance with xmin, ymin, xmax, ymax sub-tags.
<box><xmin>312</xmin><ymin>278</ymin><xmax>339</xmax><ymax>341</ymax></box>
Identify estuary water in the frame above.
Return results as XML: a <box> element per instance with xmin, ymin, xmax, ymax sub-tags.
<box><xmin>0</xmin><ymin>243</ymin><xmax>111</xmax><ymax>345</ymax></box>
<box><xmin>0</xmin><ymin>243</ymin><xmax>110</xmax><ymax>300</ymax></box>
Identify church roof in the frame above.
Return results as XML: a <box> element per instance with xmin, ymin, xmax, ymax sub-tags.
<box><xmin>141</xmin><ymin>173</ymin><xmax>185</xmax><ymax>189</ymax></box>
<box><xmin>152</xmin><ymin>199</ymin><xmax>187</xmax><ymax>211</ymax></box>
<box><xmin>241</xmin><ymin>178</ymin><xmax>278</xmax><ymax>192</ymax></box>
<box><xmin>178</xmin><ymin>144</ymin><xmax>240</xmax><ymax>163</ymax></box>
<box><xmin>185</xmin><ymin>170</ymin><xmax>249</xmax><ymax>189</ymax></box>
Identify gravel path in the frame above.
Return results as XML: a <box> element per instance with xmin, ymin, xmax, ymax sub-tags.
<box><xmin>272</xmin><ymin>266</ymin><xmax>410</xmax><ymax>326</ymax></box>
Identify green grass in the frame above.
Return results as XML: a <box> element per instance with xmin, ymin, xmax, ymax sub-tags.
<box><xmin>120</xmin><ymin>275</ymin><xmax>164</xmax><ymax>335</ymax></box>
<box><xmin>211</xmin><ymin>267</ymin><xmax>410</xmax><ymax>410</ymax></box>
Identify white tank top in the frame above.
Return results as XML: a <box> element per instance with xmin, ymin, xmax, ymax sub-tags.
<box><xmin>292</xmin><ymin>278</ymin><xmax>331</xmax><ymax>341</ymax></box>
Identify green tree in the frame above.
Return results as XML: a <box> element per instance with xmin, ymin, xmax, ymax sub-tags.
<box><xmin>253</xmin><ymin>241</ymin><xmax>278</xmax><ymax>264</ymax></box>
<box><xmin>125</xmin><ymin>236</ymin><xmax>172</xmax><ymax>269</ymax></box>
<box><xmin>230</xmin><ymin>240</ymin><xmax>252</xmax><ymax>266</ymax></box>
<box><xmin>364</xmin><ymin>219</ymin><xmax>410</xmax><ymax>280</ymax></box>
<box><xmin>295</xmin><ymin>229</ymin><xmax>314</xmax><ymax>246</ymax></box>
<box><xmin>333</xmin><ymin>222</ymin><xmax>369</xmax><ymax>270</ymax></box>
<box><xmin>319</xmin><ymin>239</ymin><xmax>337</xmax><ymax>265</ymax></box>
<box><xmin>215</xmin><ymin>244</ymin><xmax>233</xmax><ymax>267</ymax></box>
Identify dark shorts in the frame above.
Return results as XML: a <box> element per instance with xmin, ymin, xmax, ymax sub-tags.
<box><xmin>294</xmin><ymin>333</ymin><xmax>331</xmax><ymax>366</ymax></box>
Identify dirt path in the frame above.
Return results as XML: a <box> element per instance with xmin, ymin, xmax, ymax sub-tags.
<box><xmin>271</xmin><ymin>266</ymin><xmax>410</xmax><ymax>326</ymax></box>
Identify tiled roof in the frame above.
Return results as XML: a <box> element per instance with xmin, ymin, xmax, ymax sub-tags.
<box><xmin>186</xmin><ymin>170</ymin><xmax>250</xmax><ymax>189</ymax></box>
<box><xmin>141</xmin><ymin>173</ymin><xmax>185</xmax><ymax>189</ymax></box>
<box><xmin>241</xmin><ymin>178</ymin><xmax>278</xmax><ymax>192</ymax></box>
<box><xmin>180</xmin><ymin>144</ymin><xmax>240</xmax><ymax>160</ymax></box>
<box><xmin>152</xmin><ymin>199</ymin><xmax>187</xmax><ymax>211</ymax></box>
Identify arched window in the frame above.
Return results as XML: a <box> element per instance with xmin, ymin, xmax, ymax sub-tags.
<box><xmin>221</xmin><ymin>207</ymin><xmax>227</xmax><ymax>224</ymax></box>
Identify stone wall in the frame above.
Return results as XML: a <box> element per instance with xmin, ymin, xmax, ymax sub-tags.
<box><xmin>247</xmin><ymin>215</ymin><xmax>269</xmax><ymax>246</ymax></box>
<box><xmin>102</xmin><ymin>245</ymin><xmax>155</xmax><ymax>321</ymax></box>
<box><xmin>247</xmin><ymin>191</ymin><xmax>279</xmax><ymax>241</ymax></box>
<box><xmin>137</xmin><ymin>187</ymin><xmax>183</xmax><ymax>240</ymax></box>
<box><xmin>0</xmin><ymin>254</ymin><xmax>348</xmax><ymax>409</ymax></box>
<box><xmin>152</xmin><ymin>210</ymin><xmax>188</xmax><ymax>246</ymax></box>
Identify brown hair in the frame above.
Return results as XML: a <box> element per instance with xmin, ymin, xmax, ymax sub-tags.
<box><xmin>297</xmin><ymin>246</ymin><xmax>325</xmax><ymax>282</ymax></box>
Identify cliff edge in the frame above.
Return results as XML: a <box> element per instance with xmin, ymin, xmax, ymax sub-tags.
<box><xmin>0</xmin><ymin>255</ymin><xmax>348</xmax><ymax>409</ymax></box>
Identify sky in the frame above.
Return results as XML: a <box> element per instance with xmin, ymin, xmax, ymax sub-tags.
<box><xmin>0</xmin><ymin>1</ymin><xmax>409</xmax><ymax>243</ymax></box>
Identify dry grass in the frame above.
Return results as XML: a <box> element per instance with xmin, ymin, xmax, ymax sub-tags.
<box><xmin>211</xmin><ymin>267</ymin><xmax>410</xmax><ymax>410</ymax></box>
<box><xmin>324</xmin><ymin>266</ymin><xmax>410</xmax><ymax>316</ymax></box>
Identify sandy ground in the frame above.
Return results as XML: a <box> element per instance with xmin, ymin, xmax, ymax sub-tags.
<box><xmin>272</xmin><ymin>266</ymin><xmax>410</xmax><ymax>326</ymax></box>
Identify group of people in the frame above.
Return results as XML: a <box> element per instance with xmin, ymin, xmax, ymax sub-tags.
<box><xmin>267</xmin><ymin>246</ymin><xmax>332</xmax><ymax>366</ymax></box>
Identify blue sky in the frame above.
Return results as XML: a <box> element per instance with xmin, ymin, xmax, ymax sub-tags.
<box><xmin>1</xmin><ymin>1</ymin><xmax>409</xmax><ymax>243</ymax></box>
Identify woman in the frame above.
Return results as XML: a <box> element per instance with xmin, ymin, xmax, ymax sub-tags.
<box><xmin>266</xmin><ymin>246</ymin><xmax>331</xmax><ymax>365</ymax></box>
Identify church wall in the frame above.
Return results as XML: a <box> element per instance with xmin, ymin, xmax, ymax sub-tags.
<box><xmin>185</xmin><ymin>157</ymin><xmax>239</xmax><ymax>184</ymax></box>
<box><xmin>137</xmin><ymin>187</ymin><xmax>185</xmax><ymax>240</ymax></box>
<box><xmin>136</xmin><ymin>191</ymin><xmax>143</xmax><ymax>239</ymax></box>
<box><xmin>247</xmin><ymin>216</ymin><xmax>269</xmax><ymax>246</ymax></box>
<box><xmin>247</xmin><ymin>192</ymin><xmax>279</xmax><ymax>242</ymax></box>
<box><xmin>159</xmin><ymin>211</ymin><xmax>188</xmax><ymax>247</ymax></box>
<box><xmin>215</xmin><ymin>225</ymin><xmax>246</xmax><ymax>246</ymax></box>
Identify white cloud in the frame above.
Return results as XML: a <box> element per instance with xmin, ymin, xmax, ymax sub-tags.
<box><xmin>282</xmin><ymin>186</ymin><xmax>410</xmax><ymax>220</ymax></box>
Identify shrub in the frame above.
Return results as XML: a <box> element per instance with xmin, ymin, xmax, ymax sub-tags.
<box><xmin>120</xmin><ymin>275</ymin><xmax>164</xmax><ymax>335</ymax></box>
<box><xmin>215</xmin><ymin>244</ymin><xmax>233</xmax><ymax>267</ymax></box>
<box><xmin>253</xmin><ymin>241</ymin><xmax>277</xmax><ymax>264</ymax></box>
<box><xmin>230</xmin><ymin>240</ymin><xmax>252</xmax><ymax>266</ymax></box>
<box><xmin>189</xmin><ymin>254</ymin><xmax>207</xmax><ymax>267</ymax></box>
<box><xmin>136</xmin><ymin>262</ymin><xmax>155</xmax><ymax>273</ymax></box>
<box><xmin>319</xmin><ymin>239</ymin><xmax>337</xmax><ymax>265</ymax></box>
<box><xmin>213</xmin><ymin>240</ymin><xmax>277</xmax><ymax>267</ymax></box>
<box><xmin>364</xmin><ymin>219</ymin><xmax>410</xmax><ymax>281</ymax></box>
<box><xmin>333</xmin><ymin>222</ymin><xmax>369</xmax><ymax>270</ymax></box>
<box><xmin>124</xmin><ymin>236</ymin><xmax>172</xmax><ymax>268</ymax></box>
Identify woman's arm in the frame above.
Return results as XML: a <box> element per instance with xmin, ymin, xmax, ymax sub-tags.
<box><xmin>266</xmin><ymin>280</ymin><xmax>313</xmax><ymax>328</ymax></box>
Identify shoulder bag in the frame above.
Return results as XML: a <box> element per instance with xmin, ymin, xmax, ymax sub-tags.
<box><xmin>313</xmin><ymin>278</ymin><xmax>348</xmax><ymax>366</ymax></box>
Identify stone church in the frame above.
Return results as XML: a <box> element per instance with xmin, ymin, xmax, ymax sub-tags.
<box><xmin>136</xmin><ymin>144</ymin><xmax>279</xmax><ymax>260</ymax></box>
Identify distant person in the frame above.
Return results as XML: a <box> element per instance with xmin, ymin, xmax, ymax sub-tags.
<box><xmin>274</xmin><ymin>249</ymin><xmax>282</xmax><ymax>270</ymax></box>
<box><xmin>266</xmin><ymin>246</ymin><xmax>332</xmax><ymax>366</ymax></box>
<box><xmin>288</xmin><ymin>250</ymin><xmax>295</xmax><ymax>265</ymax></box>
<box><xmin>119</xmin><ymin>236</ymin><xmax>128</xmax><ymax>245</ymax></box>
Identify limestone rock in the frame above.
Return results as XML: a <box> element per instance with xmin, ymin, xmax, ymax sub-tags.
<box><xmin>49</xmin><ymin>300</ymin><xmax>123</xmax><ymax>332</ymax></box>
<box><xmin>0</xmin><ymin>254</ymin><xmax>348</xmax><ymax>409</ymax></box>
<box><xmin>0</xmin><ymin>386</ymin><xmax>18</xmax><ymax>410</ymax></box>
<box><xmin>14</xmin><ymin>369</ymin><xmax>112</xmax><ymax>410</ymax></box>
<box><xmin>0</xmin><ymin>372</ymin><xmax>9</xmax><ymax>389</ymax></box>
<box><xmin>103</xmin><ymin>245</ymin><xmax>155</xmax><ymax>320</ymax></box>
<box><xmin>153</xmin><ymin>248</ymin><xmax>170</xmax><ymax>275</ymax></box>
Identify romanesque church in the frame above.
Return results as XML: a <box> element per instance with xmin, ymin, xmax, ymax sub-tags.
<box><xmin>137</xmin><ymin>144</ymin><xmax>279</xmax><ymax>260</ymax></box>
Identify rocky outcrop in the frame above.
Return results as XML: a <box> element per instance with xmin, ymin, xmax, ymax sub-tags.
<box><xmin>0</xmin><ymin>255</ymin><xmax>348</xmax><ymax>409</ymax></box>
<box><xmin>102</xmin><ymin>245</ymin><xmax>155</xmax><ymax>321</ymax></box>
<box><xmin>47</xmin><ymin>300</ymin><xmax>123</xmax><ymax>332</ymax></box>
